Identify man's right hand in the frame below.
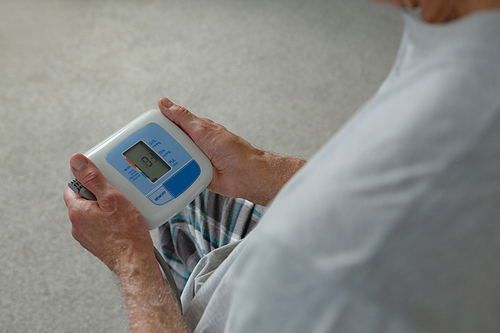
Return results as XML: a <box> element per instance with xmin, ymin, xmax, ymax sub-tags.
<box><xmin>158</xmin><ymin>97</ymin><xmax>306</xmax><ymax>206</ymax></box>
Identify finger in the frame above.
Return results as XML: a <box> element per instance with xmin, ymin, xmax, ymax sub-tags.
<box><xmin>158</xmin><ymin>97</ymin><xmax>200</xmax><ymax>132</ymax></box>
<box><xmin>64</xmin><ymin>186</ymin><xmax>81</xmax><ymax>208</ymax></box>
<box><xmin>70</xmin><ymin>154</ymin><xmax>112</xmax><ymax>201</ymax></box>
<box><xmin>64</xmin><ymin>187</ymin><xmax>97</xmax><ymax>238</ymax></box>
<box><xmin>64</xmin><ymin>186</ymin><xmax>95</xmax><ymax>210</ymax></box>
<box><xmin>158</xmin><ymin>96</ymin><xmax>174</xmax><ymax>110</ymax></box>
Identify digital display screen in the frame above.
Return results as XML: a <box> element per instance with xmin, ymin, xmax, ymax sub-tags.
<box><xmin>123</xmin><ymin>141</ymin><xmax>171</xmax><ymax>183</ymax></box>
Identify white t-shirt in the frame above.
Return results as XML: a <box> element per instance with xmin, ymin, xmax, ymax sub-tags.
<box><xmin>183</xmin><ymin>11</ymin><xmax>500</xmax><ymax>332</ymax></box>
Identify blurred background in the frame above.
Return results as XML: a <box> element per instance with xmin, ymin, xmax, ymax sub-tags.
<box><xmin>0</xmin><ymin>0</ymin><xmax>403</xmax><ymax>331</ymax></box>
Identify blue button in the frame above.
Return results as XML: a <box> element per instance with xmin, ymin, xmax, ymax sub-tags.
<box><xmin>164</xmin><ymin>160</ymin><xmax>201</xmax><ymax>198</ymax></box>
<box><xmin>148</xmin><ymin>186</ymin><xmax>174</xmax><ymax>205</ymax></box>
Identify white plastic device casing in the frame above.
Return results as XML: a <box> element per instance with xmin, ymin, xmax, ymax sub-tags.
<box><xmin>72</xmin><ymin>109</ymin><xmax>213</xmax><ymax>230</ymax></box>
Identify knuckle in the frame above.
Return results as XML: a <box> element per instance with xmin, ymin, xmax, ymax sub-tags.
<box><xmin>200</xmin><ymin>117</ymin><xmax>215</xmax><ymax>125</ymax></box>
<box><xmin>97</xmin><ymin>192</ymin><xmax>119</xmax><ymax>212</ymax></box>
<box><xmin>80</xmin><ymin>168</ymin><xmax>101</xmax><ymax>187</ymax></box>
<box><xmin>196</xmin><ymin>118</ymin><xmax>224</xmax><ymax>134</ymax></box>
<box><xmin>177</xmin><ymin>106</ymin><xmax>190</xmax><ymax>117</ymax></box>
<box><xmin>99</xmin><ymin>189</ymin><xmax>133</xmax><ymax>215</ymax></box>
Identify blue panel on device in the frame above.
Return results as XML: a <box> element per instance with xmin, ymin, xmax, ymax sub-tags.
<box><xmin>105</xmin><ymin>123</ymin><xmax>198</xmax><ymax>200</ymax></box>
<box><xmin>164</xmin><ymin>160</ymin><xmax>201</xmax><ymax>198</ymax></box>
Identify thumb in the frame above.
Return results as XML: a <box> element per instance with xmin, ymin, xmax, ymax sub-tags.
<box><xmin>158</xmin><ymin>97</ymin><xmax>200</xmax><ymax>135</ymax></box>
<box><xmin>70</xmin><ymin>153</ymin><xmax>111</xmax><ymax>200</ymax></box>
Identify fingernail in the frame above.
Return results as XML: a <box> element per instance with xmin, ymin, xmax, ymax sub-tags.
<box><xmin>161</xmin><ymin>97</ymin><xmax>174</xmax><ymax>108</ymax></box>
<box><xmin>71</xmin><ymin>154</ymin><xmax>88</xmax><ymax>171</ymax></box>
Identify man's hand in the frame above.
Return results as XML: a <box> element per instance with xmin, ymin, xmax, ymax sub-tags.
<box><xmin>63</xmin><ymin>154</ymin><xmax>153</xmax><ymax>272</ymax></box>
<box><xmin>158</xmin><ymin>97</ymin><xmax>306</xmax><ymax>206</ymax></box>
<box><xmin>63</xmin><ymin>154</ymin><xmax>186</xmax><ymax>333</ymax></box>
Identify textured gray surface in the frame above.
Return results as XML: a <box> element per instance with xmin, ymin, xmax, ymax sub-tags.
<box><xmin>0</xmin><ymin>0</ymin><xmax>403</xmax><ymax>331</ymax></box>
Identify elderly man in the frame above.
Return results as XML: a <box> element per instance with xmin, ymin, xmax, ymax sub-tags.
<box><xmin>64</xmin><ymin>0</ymin><xmax>500</xmax><ymax>332</ymax></box>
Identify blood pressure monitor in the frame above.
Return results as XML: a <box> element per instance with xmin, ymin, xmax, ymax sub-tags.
<box><xmin>69</xmin><ymin>108</ymin><xmax>213</xmax><ymax>230</ymax></box>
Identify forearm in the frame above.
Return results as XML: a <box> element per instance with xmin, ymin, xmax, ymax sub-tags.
<box><xmin>115</xmin><ymin>249</ymin><xmax>187</xmax><ymax>333</ymax></box>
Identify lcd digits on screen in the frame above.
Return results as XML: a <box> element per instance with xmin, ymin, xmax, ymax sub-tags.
<box><xmin>123</xmin><ymin>141</ymin><xmax>171</xmax><ymax>183</ymax></box>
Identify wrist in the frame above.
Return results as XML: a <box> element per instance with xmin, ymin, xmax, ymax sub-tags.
<box><xmin>112</xmin><ymin>245</ymin><xmax>158</xmax><ymax>279</ymax></box>
<box><xmin>243</xmin><ymin>149</ymin><xmax>306</xmax><ymax>206</ymax></box>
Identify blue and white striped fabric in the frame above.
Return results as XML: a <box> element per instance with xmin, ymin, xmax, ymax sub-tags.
<box><xmin>158</xmin><ymin>190</ymin><xmax>265</xmax><ymax>293</ymax></box>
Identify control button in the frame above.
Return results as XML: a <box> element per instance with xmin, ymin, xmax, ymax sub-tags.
<box><xmin>164</xmin><ymin>160</ymin><xmax>201</xmax><ymax>198</ymax></box>
<box><xmin>148</xmin><ymin>186</ymin><xmax>174</xmax><ymax>205</ymax></box>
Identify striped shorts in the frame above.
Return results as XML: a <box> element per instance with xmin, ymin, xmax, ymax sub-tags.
<box><xmin>158</xmin><ymin>189</ymin><xmax>266</xmax><ymax>293</ymax></box>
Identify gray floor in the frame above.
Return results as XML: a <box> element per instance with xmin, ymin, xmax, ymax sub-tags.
<box><xmin>0</xmin><ymin>0</ymin><xmax>403</xmax><ymax>331</ymax></box>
